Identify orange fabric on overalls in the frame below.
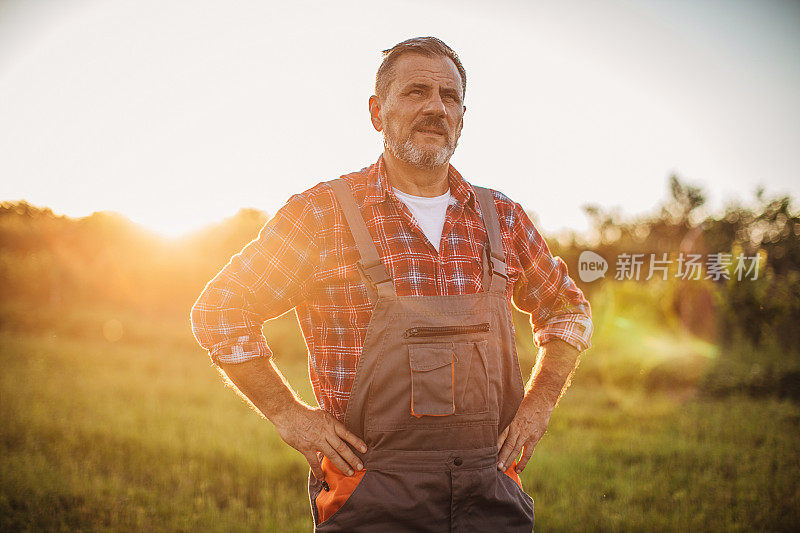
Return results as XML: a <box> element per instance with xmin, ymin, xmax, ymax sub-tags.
<box><xmin>314</xmin><ymin>458</ymin><xmax>366</xmax><ymax>523</ymax></box>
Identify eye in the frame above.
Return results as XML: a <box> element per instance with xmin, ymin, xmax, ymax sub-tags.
<box><xmin>442</xmin><ymin>93</ymin><xmax>460</xmax><ymax>103</ymax></box>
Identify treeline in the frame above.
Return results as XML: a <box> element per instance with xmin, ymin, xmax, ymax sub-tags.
<box><xmin>549</xmin><ymin>177</ymin><xmax>800</xmax><ymax>398</ymax></box>
<box><xmin>2</xmin><ymin>176</ymin><xmax>798</xmax><ymax>352</ymax></box>
<box><xmin>0</xmin><ymin>202</ymin><xmax>269</xmax><ymax>314</ymax></box>
<box><xmin>2</xmin><ymin>177</ymin><xmax>799</xmax><ymax>397</ymax></box>
<box><xmin>551</xmin><ymin>176</ymin><xmax>800</xmax><ymax>350</ymax></box>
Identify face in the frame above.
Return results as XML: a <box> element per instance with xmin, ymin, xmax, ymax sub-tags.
<box><xmin>370</xmin><ymin>53</ymin><xmax>466</xmax><ymax>168</ymax></box>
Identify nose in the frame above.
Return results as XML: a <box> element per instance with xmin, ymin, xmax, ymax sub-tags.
<box><xmin>422</xmin><ymin>92</ymin><xmax>446</xmax><ymax>117</ymax></box>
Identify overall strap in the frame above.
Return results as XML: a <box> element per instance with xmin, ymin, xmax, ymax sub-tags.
<box><xmin>328</xmin><ymin>179</ymin><xmax>396</xmax><ymax>302</ymax></box>
<box><xmin>473</xmin><ymin>186</ymin><xmax>509</xmax><ymax>294</ymax></box>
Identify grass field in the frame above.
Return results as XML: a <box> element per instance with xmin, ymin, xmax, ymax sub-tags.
<box><xmin>1</xmin><ymin>301</ymin><xmax>798</xmax><ymax>531</ymax></box>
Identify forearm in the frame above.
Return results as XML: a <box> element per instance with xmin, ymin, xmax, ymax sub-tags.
<box><xmin>522</xmin><ymin>338</ymin><xmax>581</xmax><ymax>411</ymax></box>
<box><xmin>218</xmin><ymin>357</ymin><xmax>305</xmax><ymax>423</ymax></box>
<box><xmin>219</xmin><ymin>357</ymin><xmax>367</xmax><ymax>479</ymax></box>
<box><xmin>497</xmin><ymin>337</ymin><xmax>582</xmax><ymax>471</ymax></box>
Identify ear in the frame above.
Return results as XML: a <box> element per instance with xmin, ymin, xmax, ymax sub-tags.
<box><xmin>369</xmin><ymin>95</ymin><xmax>383</xmax><ymax>132</ymax></box>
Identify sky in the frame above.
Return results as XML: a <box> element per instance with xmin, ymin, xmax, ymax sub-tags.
<box><xmin>0</xmin><ymin>0</ymin><xmax>798</xmax><ymax>238</ymax></box>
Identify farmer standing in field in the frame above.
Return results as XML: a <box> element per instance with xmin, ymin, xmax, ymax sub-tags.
<box><xmin>191</xmin><ymin>36</ymin><xmax>593</xmax><ymax>532</ymax></box>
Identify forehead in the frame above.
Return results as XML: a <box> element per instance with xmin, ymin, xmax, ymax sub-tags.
<box><xmin>389</xmin><ymin>53</ymin><xmax>463</xmax><ymax>93</ymax></box>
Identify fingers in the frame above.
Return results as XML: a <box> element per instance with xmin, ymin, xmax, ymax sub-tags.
<box><xmin>497</xmin><ymin>425</ymin><xmax>510</xmax><ymax>451</ymax></box>
<box><xmin>318</xmin><ymin>441</ymin><xmax>354</xmax><ymax>476</ymax></box>
<box><xmin>326</xmin><ymin>434</ymin><xmax>363</xmax><ymax>474</ymax></box>
<box><xmin>497</xmin><ymin>429</ymin><xmax>520</xmax><ymax>471</ymax></box>
<box><xmin>335</xmin><ymin>422</ymin><xmax>368</xmax><ymax>454</ymax></box>
<box><xmin>281</xmin><ymin>407</ymin><xmax>367</xmax><ymax>479</ymax></box>
<box><xmin>305</xmin><ymin>451</ymin><xmax>324</xmax><ymax>481</ymax></box>
<box><xmin>507</xmin><ymin>439</ymin><xmax>524</xmax><ymax>472</ymax></box>
<box><xmin>516</xmin><ymin>444</ymin><xmax>535</xmax><ymax>473</ymax></box>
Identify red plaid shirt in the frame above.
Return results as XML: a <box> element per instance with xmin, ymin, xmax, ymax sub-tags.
<box><xmin>191</xmin><ymin>155</ymin><xmax>593</xmax><ymax>421</ymax></box>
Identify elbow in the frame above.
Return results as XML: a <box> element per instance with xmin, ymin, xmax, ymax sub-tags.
<box><xmin>189</xmin><ymin>303</ymin><xmax>205</xmax><ymax>349</ymax></box>
<box><xmin>189</xmin><ymin>288</ymin><xmax>216</xmax><ymax>351</ymax></box>
<box><xmin>189</xmin><ymin>300</ymin><xmax>202</xmax><ymax>343</ymax></box>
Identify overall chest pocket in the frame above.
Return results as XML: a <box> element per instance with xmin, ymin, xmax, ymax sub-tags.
<box><xmin>407</xmin><ymin>337</ymin><xmax>491</xmax><ymax>418</ymax></box>
<box><xmin>409</xmin><ymin>344</ymin><xmax>455</xmax><ymax>417</ymax></box>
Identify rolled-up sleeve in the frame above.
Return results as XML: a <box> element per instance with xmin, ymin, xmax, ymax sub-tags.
<box><xmin>506</xmin><ymin>201</ymin><xmax>593</xmax><ymax>353</ymax></box>
<box><xmin>190</xmin><ymin>193</ymin><xmax>319</xmax><ymax>365</ymax></box>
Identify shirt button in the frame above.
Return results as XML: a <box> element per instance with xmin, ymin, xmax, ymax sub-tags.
<box><xmin>453</xmin><ymin>457</ymin><xmax>463</xmax><ymax>466</ymax></box>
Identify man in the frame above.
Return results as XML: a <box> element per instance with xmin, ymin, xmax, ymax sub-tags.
<box><xmin>191</xmin><ymin>36</ymin><xmax>592</xmax><ymax>531</ymax></box>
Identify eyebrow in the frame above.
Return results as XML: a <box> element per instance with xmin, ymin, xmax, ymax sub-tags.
<box><xmin>404</xmin><ymin>82</ymin><xmax>430</xmax><ymax>92</ymax></box>
<box><xmin>439</xmin><ymin>87</ymin><xmax>461</xmax><ymax>100</ymax></box>
<box><xmin>404</xmin><ymin>82</ymin><xmax>462</xmax><ymax>101</ymax></box>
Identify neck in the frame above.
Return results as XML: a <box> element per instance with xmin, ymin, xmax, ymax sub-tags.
<box><xmin>382</xmin><ymin>150</ymin><xmax>450</xmax><ymax>197</ymax></box>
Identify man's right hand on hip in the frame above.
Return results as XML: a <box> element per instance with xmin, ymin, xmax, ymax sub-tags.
<box><xmin>272</xmin><ymin>403</ymin><xmax>367</xmax><ymax>481</ymax></box>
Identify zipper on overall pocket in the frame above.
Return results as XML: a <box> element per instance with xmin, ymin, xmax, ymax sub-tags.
<box><xmin>403</xmin><ymin>322</ymin><xmax>490</xmax><ymax>338</ymax></box>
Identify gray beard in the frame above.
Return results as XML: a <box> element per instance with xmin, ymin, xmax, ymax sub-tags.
<box><xmin>384</xmin><ymin>130</ymin><xmax>457</xmax><ymax>168</ymax></box>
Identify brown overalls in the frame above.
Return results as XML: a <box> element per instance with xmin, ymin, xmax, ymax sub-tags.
<box><xmin>307</xmin><ymin>178</ymin><xmax>535</xmax><ymax>532</ymax></box>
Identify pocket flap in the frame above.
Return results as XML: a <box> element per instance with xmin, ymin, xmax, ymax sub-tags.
<box><xmin>408</xmin><ymin>344</ymin><xmax>454</xmax><ymax>372</ymax></box>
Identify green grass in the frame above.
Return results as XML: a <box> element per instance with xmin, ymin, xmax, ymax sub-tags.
<box><xmin>1</xmin><ymin>302</ymin><xmax>798</xmax><ymax>531</ymax></box>
<box><xmin>534</xmin><ymin>388</ymin><xmax>800</xmax><ymax>531</ymax></box>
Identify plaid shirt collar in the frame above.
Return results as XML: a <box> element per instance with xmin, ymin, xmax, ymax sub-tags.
<box><xmin>363</xmin><ymin>154</ymin><xmax>478</xmax><ymax>212</ymax></box>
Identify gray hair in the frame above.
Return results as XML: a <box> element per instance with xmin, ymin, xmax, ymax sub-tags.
<box><xmin>375</xmin><ymin>36</ymin><xmax>467</xmax><ymax>101</ymax></box>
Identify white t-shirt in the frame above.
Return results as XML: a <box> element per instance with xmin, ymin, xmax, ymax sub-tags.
<box><xmin>392</xmin><ymin>187</ymin><xmax>452</xmax><ymax>252</ymax></box>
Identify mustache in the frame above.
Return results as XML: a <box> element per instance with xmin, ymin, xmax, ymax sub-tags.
<box><xmin>413</xmin><ymin>117</ymin><xmax>448</xmax><ymax>134</ymax></box>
